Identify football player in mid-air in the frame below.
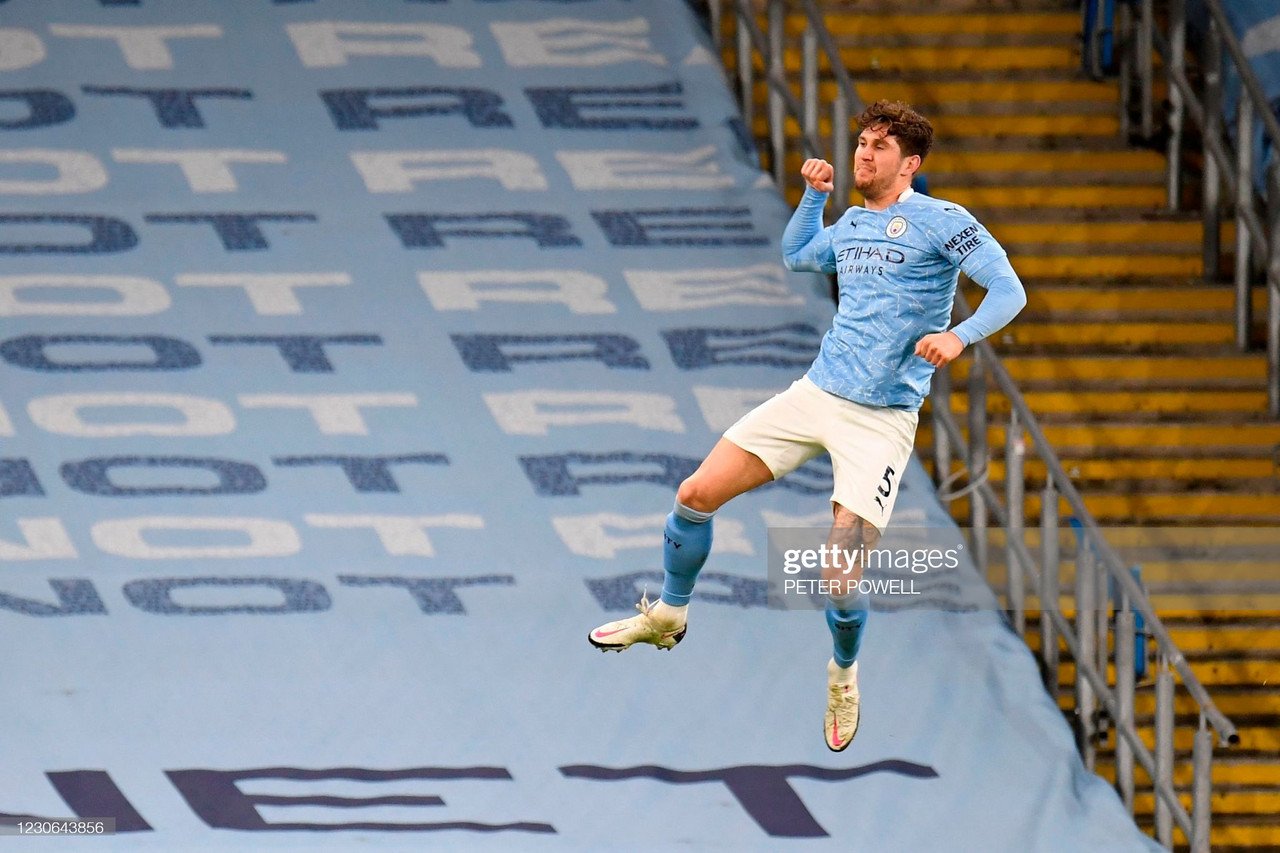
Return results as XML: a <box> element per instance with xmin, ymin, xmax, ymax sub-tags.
<box><xmin>588</xmin><ymin>100</ymin><xmax>1026</xmax><ymax>751</ymax></box>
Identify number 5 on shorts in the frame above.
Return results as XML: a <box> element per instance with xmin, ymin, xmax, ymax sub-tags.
<box><xmin>873</xmin><ymin>465</ymin><xmax>895</xmax><ymax>512</ymax></box>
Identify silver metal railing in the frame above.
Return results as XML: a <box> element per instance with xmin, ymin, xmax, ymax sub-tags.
<box><xmin>1119</xmin><ymin>0</ymin><xmax>1280</xmax><ymax>417</ymax></box>
<box><xmin>708</xmin><ymin>0</ymin><xmax>863</xmax><ymax>219</ymax></box>
<box><xmin>932</xmin><ymin>298</ymin><xmax>1239</xmax><ymax>852</ymax></box>
<box><xmin>697</xmin><ymin>3</ymin><xmax>1238</xmax><ymax>848</ymax></box>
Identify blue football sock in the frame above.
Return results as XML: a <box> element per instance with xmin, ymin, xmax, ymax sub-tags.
<box><xmin>659</xmin><ymin>500</ymin><xmax>714</xmax><ymax>607</ymax></box>
<box><xmin>826</xmin><ymin>594</ymin><xmax>868</xmax><ymax>668</ymax></box>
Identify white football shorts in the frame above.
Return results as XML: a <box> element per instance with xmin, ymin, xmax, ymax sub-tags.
<box><xmin>722</xmin><ymin>375</ymin><xmax>918</xmax><ymax>532</ymax></box>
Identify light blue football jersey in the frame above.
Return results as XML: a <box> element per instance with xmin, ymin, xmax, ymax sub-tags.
<box><xmin>782</xmin><ymin>187</ymin><xmax>1017</xmax><ymax>411</ymax></box>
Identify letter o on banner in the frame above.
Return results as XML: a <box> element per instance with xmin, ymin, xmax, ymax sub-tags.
<box><xmin>91</xmin><ymin>516</ymin><xmax>301</xmax><ymax>559</ymax></box>
<box><xmin>122</xmin><ymin>577</ymin><xmax>332</xmax><ymax>615</ymax></box>
<box><xmin>61</xmin><ymin>456</ymin><xmax>267</xmax><ymax>497</ymax></box>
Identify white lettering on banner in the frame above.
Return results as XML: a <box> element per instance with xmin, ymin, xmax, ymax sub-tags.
<box><xmin>419</xmin><ymin>270</ymin><xmax>615</xmax><ymax>315</ymax></box>
<box><xmin>304</xmin><ymin>514</ymin><xmax>484</xmax><ymax>557</ymax></box>
<box><xmin>760</xmin><ymin>508</ymin><xmax>836</xmax><ymax>528</ymax></box>
<box><xmin>48</xmin><ymin>24</ymin><xmax>222</xmax><ymax>70</ymax></box>
<box><xmin>0</xmin><ymin>402</ymin><xmax>12</xmax><ymax>437</ymax></box>
<box><xmin>0</xmin><ymin>275</ymin><xmax>169</xmax><ymax>316</ymax></box>
<box><xmin>557</xmin><ymin>146</ymin><xmax>731</xmax><ymax>191</ymax></box>
<box><xmin>286</xmin><ymin>21</ymin><xmax>480</xmax><ymax>68</ymax></box>
<box><xmin>112</xmin><ymin>149</ymin><xmax>287</xmax><ymax>193</ymax></box>
<box><xmin>237</xmin><ymin>393</ymin><xmax>417</xmax><ymax>435</ymax></box>
<box><xmin>175</xmin><ymin>273</ymin><xmax>350</xmax><ymax>315</ymax></box>
<box><xmin>91</xmin><ymin>516</ymin><xmax>301</xmax><ymax>559</ymax></box>
<box><xmin>551</xmin><ymin>512</ymin><xmax>753</xmax><ymax>559</ymax></box>
<box><xmin>0</xmin><ymin>150</ymin><xmax>108</xmax><ymax>195</ymax></box>
<box><xmin>683</xmin><ymin>44</ymin><xmax>718</xmax><ymax>66</ymax></box>
<box><xmin>484</xmin><ymin>391</ymin><xmax>683</xmax><ymax>435</ymax></box>
<box><xmin>0</xmin><ymin>519</ymin><xmax>78</xmax><ymax>561</ymax></box>
<box><xmin>490</xmin><ymin>18</ymin><xmax>665</xmax><ymax>67</ymax></box>
<box><xmin>28</xmin><ymin>393</ymin><xmax>236</xmax><ymax>437</ymax></box>
<box><xmin>352</xmin><ymin>150</ymin><xmax>548</xmax><ymax>192</ymax></box>
<box><xmin>625</xmin><ymin>264</ymin><xmax>802</xmax><ymax>311</ymax></box>
<box><xmin>691</xmin><ymin>386</ymin><xmax>781</xmax><ymax>432</ymax></box>
<box><xmin>0</xmin><ymin>29</ymin><xmax>45</xmax><ymax>71</ymax></box>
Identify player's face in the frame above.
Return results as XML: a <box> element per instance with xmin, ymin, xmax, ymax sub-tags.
<box><xmin>853</xmin><ymin>125</ymin><xmax>915</xmax><ymax>199</ymax></box>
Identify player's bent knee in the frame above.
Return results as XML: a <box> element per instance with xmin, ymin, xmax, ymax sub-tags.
<box><xmin>676</xmin><ymin>477</ymin><xmax>720</xmax><ymax>514</ymax></box>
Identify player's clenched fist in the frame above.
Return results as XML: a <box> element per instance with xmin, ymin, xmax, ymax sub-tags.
<box><xmin>914</xmin><ymin>331</ymin><xmax>965</xmax><ymax>368</ymax></box>
<box><xmin>801</xmin><ymin>158</ymin><xmax>834</xmax><ymax>193</ymax></box>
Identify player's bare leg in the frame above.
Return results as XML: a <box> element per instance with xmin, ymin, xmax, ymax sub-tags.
<box><xmin>822</xmin><ymin>505</ymin><xmax>879</xmax><ymax>751</ymax></box>
<box><xmin>588</xmin><ymin>439</ymin><xmax>773</xmax><ymax>652</ymax></box>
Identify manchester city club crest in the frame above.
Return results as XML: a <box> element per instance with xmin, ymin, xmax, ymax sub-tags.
<box><xmin>886</xmin><ymin>216</ymin><xmax>908</xmax><ymax>238</ymax></box>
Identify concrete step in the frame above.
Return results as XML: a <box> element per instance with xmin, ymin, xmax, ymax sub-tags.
<box><xmin>1132</xmin><ymin>787</ymin><xmax>1280</xmax><ymax>819</ymax></box>
<box><xmin>1027</xmin><ymin>621</ymin><xmax>1280</xmax><ymax>658</ymax></box>
<box><xmin>764</xmin><ymin>111</ymin><xmax>1121</xmax><ymax>141</ymax></box>
<box><xmin>975</xmin><ymin>455</ymin><xmax>1276</xmax><ymax>486</ymax></box>
<box><xmin>760</xmin><ymin>43</ymin><xmax>1081</xmax><ymax>73</ymax></box>
<box><xmin>755</xmin><ymin>81</ymin><xmax>1130</xmax><ymax>116</ymax></box>
<box><xmin>946</xmin><ymin>183</ymin><xmax>1168</xmax><ymax>209</ymax></box>
<box><xmin>794</xmin><ymin>11</ymin><xmax>1084</xmax><ymax>38</ymax></box>
<box><xmin>1096</xmin><ymin>751</ymin><xmax>1280</xmax><ymax>788</ymax></box>
<box><xmin>916</xmin><ymin>420</ymin><xmax>1280</xmax><ymax>451</ymax></box>
<box><xmin>998</xmin><ymin>321</ymin><xmax>1235</xmax><ymax>348</ymax></box>
<box><xmin>783</xmin><ymin>147</ymin><xmax>1164</xmax><ymax>175</ymax></box>
<box><xmin>942</xmin><ymin>388</ymin><xmax>1268</xmax><ymax>418</ymax></box>
<box><xmin>1056</xmin><ymin>659</ymin><xmax>1280</xmax><ymax>698</ymax></box>
<box><xmin>794</xmin><ymin>78</ymin><xmax>1124</xmax><ymax>107</ymax></box>
<box><xmin>1007</xmin><ymin>253</ymin><xmax>1203</xmax><ymax>277</ymax></box>
<box><xmin>816</xmin><ymin>0</ymin><xmax>1078</xmax><ymax>11</ymax></box>
<box><xmin>1018</xmin><ymin>285</ymin><xmax>1263</xmax><ymax>317</ymax></box>
<box><xmin>1135</xmin><ymin>813</ymin><xmax>1280</xmax><ymax>849</ymax></box>
<box><xmin>987</xmin><ymin>562</ymin><xmax>1280</xmax><ymax>598</ymax></box>
<box><xmin>944</xmin><ymin>353</ymin><xmax>1267</xmax><ymax>388</ymax></box>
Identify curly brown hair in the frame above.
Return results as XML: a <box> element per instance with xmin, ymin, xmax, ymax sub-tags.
<box><xmin>856</xmin><ymin>100</ymin><xmax>934</xmax><ymax>161</ymax></box>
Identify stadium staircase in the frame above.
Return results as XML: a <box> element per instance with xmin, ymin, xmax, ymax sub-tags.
<box><xmin>724</xmin><ymin>0</ymin><xmax>1280</xmax><ymax>848</ymax></box>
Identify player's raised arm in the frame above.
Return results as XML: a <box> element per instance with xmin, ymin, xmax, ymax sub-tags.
<box><xmin>782</xmin><ymin>158</ymin><xmax>838</xmax><ymax>273</ymax></box>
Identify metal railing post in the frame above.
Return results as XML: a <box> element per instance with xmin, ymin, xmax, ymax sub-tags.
<box><xmin>1268</xmin><ymin>161</ymin><xmax>1280</xmax><ymax>417</ymax></box>
<box><xmin>1236</xmin><ymin>102</ymin><xmax>1255</xmax><ymax>350</ymax></box>
<box><xmin>968</xmin><ymin>348</ymin><xmax>989</xmax><ymax>572</ymax></box>
<box><xmin>767</xmin><ymin>0</ymin><xmax>786</xmax><ymax>189</ymax></box>
<box><xmin>1075</xmin><ymin>541</ymin><xmax>1097</xmax><ymax>770</ymax></box>
<box><xmin>802</xmin><ymin>18</ymin><xmax>818</xmax><ymax>147</ymax></box>
<box><xmin>833</xmin><ymin>95</ymin><xmax>850</xmax><ymax>206</ymax></box>
<box><xmin>1115</xmin><ymin>594</ymin><xmax>1137</xmax><ymax>812</ymax></box>
<box><xmin>1191</xmin><ymin>714</ymin><xmax>1213</xmax><ymax>853</ymax></box>
<box><xmin>1040</xmin><ymin>482</ymin><xmax>1060</xmax><ymax>693</ymax></box>
<box><xmin>933</xmin><ymin>367</ymin><xmax>953</xmax><ymax>489</ymax></box>
<box><xmin>708</xmin><ymin>0</ymin><xmax>723</xmax><ymax>52</ymax></box>
<box><xmin>735</xmin><ymin>2</ymin><xmax>753</xmax><ymax>137</ymax></box>
<box><xmin>1166</xmin><ymin>0</ymin><xmax>1187</xmax><ymax>210</ymax></box>
<box><xmin>1201</xmin><ymin>16</ymin><xmax>1223</xmax><ymax>280</ymax></box>
<box><xmin>1139</xmin><ymin>0</ymin><xmax>1154</xmax><ymax>139</ymax></box>
<box><xmin>1117</xmin><ymin>0</ymin><xmax>1132</xmax><ymax>139</ymax></box>
<box><xmin>1006</xmin><ymin>409</ymin><xmax>1026</xmax><ymax>634</ymax></box>
<box><xmin>1096</xmin><ymin>544</ymin><xmax>1110</xmax><ymax>710</ymax></box>
<box><xmin>1155</xmin><ymin>657</ymin><xmax>1175</xmax><ymax>847</ymax></box>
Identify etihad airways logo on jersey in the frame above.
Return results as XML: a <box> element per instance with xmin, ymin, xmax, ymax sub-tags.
<box><xmin>836</xmin><ymin>244</ymin><xmax>905</xmax><ymax>276</ymax></box>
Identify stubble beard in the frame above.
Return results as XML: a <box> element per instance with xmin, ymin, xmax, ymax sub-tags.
<box><xmin>855</xmin><ymin>170</ymin><xmax>897</xmax><ymax>205</ymax></box>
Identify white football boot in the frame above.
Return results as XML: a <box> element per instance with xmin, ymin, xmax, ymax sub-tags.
<box><xmin>824</xmin><ymin>659</ymin><xmax>861</xmax><ymax>752</ymax></box>
<box><xmin>588</xmin><ymin>592</ymin><xmax>687</xmax><ymax>652</ymax></box>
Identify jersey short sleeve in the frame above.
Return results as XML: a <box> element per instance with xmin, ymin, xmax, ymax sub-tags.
<box><xmin>930</xmin><ymin>205</ymin><xmax>1007</xmax><ymax>277</ymax></box>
